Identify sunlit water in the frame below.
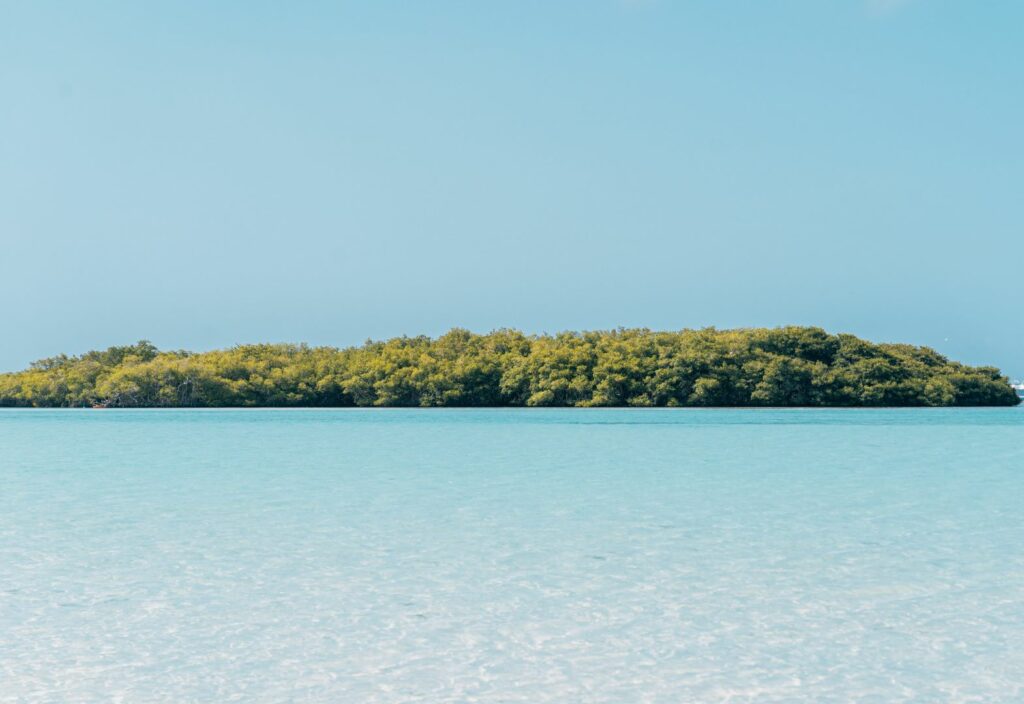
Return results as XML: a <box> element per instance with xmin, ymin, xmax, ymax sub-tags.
<box><xmin>2</xmin><ymin>408</ymin><xmax>1023</xmax><ymax>703</ymax></box>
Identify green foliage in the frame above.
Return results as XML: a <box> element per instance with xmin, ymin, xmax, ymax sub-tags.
<box><xmin>0</xmin><ymin>328</ymin><xmax>1018</xmax><ymax>407</ymax></box>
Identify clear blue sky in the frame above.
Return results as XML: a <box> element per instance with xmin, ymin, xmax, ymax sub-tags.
<box><xmin>2</xmin><ymin>1</ymin><xmax>1021</xmax><ymax>376</ymax></box>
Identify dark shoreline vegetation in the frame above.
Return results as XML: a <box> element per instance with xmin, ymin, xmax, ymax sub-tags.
<box><xmin>0</xmin><ymin>327</ymin><xmax>1019</xmax><ymax>408</ymax></box>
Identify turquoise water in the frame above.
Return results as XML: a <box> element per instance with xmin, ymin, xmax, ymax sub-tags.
<box><xmin>2</xmin><ymin>409</ymin><xmax>1023</xmax><ymax>703</ymax></box>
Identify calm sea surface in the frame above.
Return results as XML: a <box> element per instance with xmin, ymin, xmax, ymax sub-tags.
<box><xmin>2</xmin><ymin>408</ymin><xmax>1023</xmax><ymax>703</ymax></box>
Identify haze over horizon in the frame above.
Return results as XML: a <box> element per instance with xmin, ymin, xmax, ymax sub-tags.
<box><xmin>3</xmin><ymin>1</ymin><xmax>1022</xmax><ymax>377</ymax></box>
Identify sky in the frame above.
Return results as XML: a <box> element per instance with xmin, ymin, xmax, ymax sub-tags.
<box><xmin>1</xmin><ymin>1</ymin><xmax>1022</xmax><ymax>377</ymax></box>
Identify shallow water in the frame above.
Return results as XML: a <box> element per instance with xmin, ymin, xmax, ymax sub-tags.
<box><xmin>2</xmin><ymin>408</ymin><xmax>1023</xmax><ymax>703</ymax></box>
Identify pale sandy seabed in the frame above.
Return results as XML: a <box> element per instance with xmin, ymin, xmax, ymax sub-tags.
<box><xmin>2</xmin><ymin>408</ymin><xmax>1023</xmax><ymax>703</ymax></box>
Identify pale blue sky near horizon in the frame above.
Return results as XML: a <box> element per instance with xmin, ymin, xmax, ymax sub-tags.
<box><xmin>2</xmin><ymin>1</ymin><xmax>1022</xmax><ymax>376</ymax></box>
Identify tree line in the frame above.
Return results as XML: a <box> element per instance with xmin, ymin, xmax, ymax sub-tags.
<box><xmin>0</xmin><ymin>327</ymin><xmax>1019</xmax><ymax>407</ymax></box>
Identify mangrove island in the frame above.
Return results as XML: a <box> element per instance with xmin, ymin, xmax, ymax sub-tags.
<box><xmin>0</xmin><ymin>327</ymin><xmax>1018</xmax><ymax>408</ymax></box>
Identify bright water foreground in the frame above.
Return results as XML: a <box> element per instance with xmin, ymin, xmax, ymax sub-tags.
<box><xmin>2</xmin><ymin>409</ymin><xmax>1024</xmax><ymax>703</ymax></box>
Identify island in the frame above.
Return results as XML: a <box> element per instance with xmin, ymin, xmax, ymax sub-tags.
<box><xmin>0</xmin><ymin>327</ymin><xmax>1018</xmax><ymax>408</ymax></box>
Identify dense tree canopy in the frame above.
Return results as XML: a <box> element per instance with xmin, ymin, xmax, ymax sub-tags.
<box><xmin>0</xmin><ymin>327</ymin><xmax>1018</xmax><ymax>407</ymax></box>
